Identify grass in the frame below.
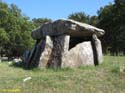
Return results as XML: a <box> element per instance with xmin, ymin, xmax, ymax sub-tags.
<box><xmin>0</xmin><ymin>56</ymin><xmax>125</xmax><ymax>93</ymax></box>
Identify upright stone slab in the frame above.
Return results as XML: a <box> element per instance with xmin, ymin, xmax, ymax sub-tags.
<box><xmin>27</xmin><ymin>39</ymin><xmax>46</xmax><ymax>68</ymax></box>
<box><xmin>39</xmin><ymin>35</ymin><xmax>70</xmax><ymax>69</ymax></box>
<box><xmin>92</xmin><ymin>34</ymin><xmax>103</xmax><ymax>64</ymax></box>
<box><xmin>39</xmin><ymin>36</ymin><xmax>53</xmax><ymax>68</ymax></box>
<box><xmin>62</xmin><ymin>41</ymin><xmax>94</xmax><ymax>68</ymax></box>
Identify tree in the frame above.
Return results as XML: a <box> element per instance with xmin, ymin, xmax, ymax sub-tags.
<box><xmin>0</xmin><ymin>28</ymin><xmax>9</xmax><ymax>57</ymax></box>
<box><xmin>68</xmin><ymin>12</ymin><xmax>98</xmax><ymax>27</ymax></box>
<box><xmin>68</xmin><ymin>12</ymin><xmax>90</xmax><ymax>23</ymax></box>
<box><xmin>89</xmin><ymin>16</ymin><xmax>98</xmax><ymax>26</ymax></box>
<box><xmin>0</xmin><ymin>1</ymin><xmax>35</xmax><ymax>57</ymax></box>
<box><xmin>32</xmin><ymin>18</ymin><xmax>52</xmax><ymax>27</ymax></box>
<box><xmin>97</xmin><ymin>0</ymin><xmax>125</xmax><ymax>55</ymax></box>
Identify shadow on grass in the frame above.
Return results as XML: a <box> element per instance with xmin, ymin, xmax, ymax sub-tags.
<box><xmin>9</xmin><ymin>61</ymin><xmax>30</xmax><ymax>70</ymax></box>
<box><xmin>9</xmin><ymin>61</ymin><xmax>75</xmax><ymax>73</ymax></box>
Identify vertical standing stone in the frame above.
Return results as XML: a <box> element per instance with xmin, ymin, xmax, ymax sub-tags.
<box><xmin>61</xmin><ymin>35</ymin><xmax>70</xmax><ymax>67</ymax></box>
<box><xmin>39</xmin><ymin>36</ymin><xmax>53</xmax><ymax>68</ymax></box>
<box><xmin>47</xmin><ymin>35</ymin><xmax>70</xmax><ymax>69</ymax></box>
<box><xmin>39</xmin><ymin>35</ymin><xmax>70</xmax><ymax>69</ymax></box>
<box><xmin>91</xmin><ymin>34</ymin><xmax>103</xmax><ymax>65</ymax></box>
<box><xmin>94</xmin><ymin>34</ymin><xmax>103</xmax><ymax>64</ymax></box>
<box><xmin>28</xmin><ymin>38</ymin><xmax>46</xmax><ymax>68</ymax></box>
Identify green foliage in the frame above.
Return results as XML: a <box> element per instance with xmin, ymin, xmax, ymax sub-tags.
<box><xmin>32</xmin><ymin>18</ymin><xmax>52</xmax><ymax>27</ymax></box>
<box><xmin>0</xmin><ymin>1</ymin><xmax>36</xmax><ymax>57</ymax></box>
<box><xmin>97</xmin><ymin>0</ymin><xmax>125</xmax><ymax>55</ymax></box>
<box><xmin>68</xmin><ymin>12</ymin><xmax>98</xmax><ymax>26</ymax></box>
<box><xmin>89</xmin><ymin>16</ymin><xmax>98</xmax><ymax>26</ymax></box>
<box><xmin>0</xmin><ymin>28</ymin><xmax>9</xmax><ymax>43</ymax></box>
<box><xmin>0</xmin><ymin>28</ymin><xmax>9</xmax><ymax>56</ymax></box>
<box><xmin>68</xmin><ymin>12</ymin><xmax>90</xmax><ymax>23</ymax></box>
<box><xmin>0</xmin><ymin>1</ymin><xmax>53</xmax><ymax>57</ymax></box>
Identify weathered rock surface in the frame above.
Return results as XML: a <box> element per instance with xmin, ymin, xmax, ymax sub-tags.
<box><xmin>38</xmin><ymin>35</ymin><xmax>103</xmax><ymax>68</ymax></box>
<box><xmin>92</xmin><ymin>34</ymin><xmax>103</xmax><ymax>64</ymax></box>
<box><xmin>39</xmin><ymin>36</ymin><xmax>53</xmax><ymax>68</ymax></box>
<box><xmin>31</xmin><ymin>19</ymin><xmax>105</xmax><ymax>40</ymax></box>
<box><xmin>24</xmin><ymin>19</ymin><xmax>105</xmax><ymax>69</ymax></box>
<box><xmin>39</xmin><ymin>35</ymin><xmax>70</xmax><ymax>69</ymax></box>
<box><xmin>62</xmin><ymin>41</ymin><xmax>94</xmax><ymax>68</ymax></box>
<box><xmin>25</xmin><ymin>39</ymin><xmax>46</xmax><ymax>68</ymax></box>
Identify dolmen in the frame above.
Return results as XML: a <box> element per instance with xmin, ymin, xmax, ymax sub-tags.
<box><xmin>24</xmin><ymin>19</ymin><xmax>105</xmax><ymax>69</ymax></box>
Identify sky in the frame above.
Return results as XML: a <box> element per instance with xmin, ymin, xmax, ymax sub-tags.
<box><xmin>3</xmin><ymin>0</ymin><xmax>114</xmax><ymax>20</ymax></box>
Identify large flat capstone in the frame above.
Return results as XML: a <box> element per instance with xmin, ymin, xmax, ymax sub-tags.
<box><xmin>31</xmin><ymin>19</ymin><xmax>105</xmax><ymax>39</ymax></box>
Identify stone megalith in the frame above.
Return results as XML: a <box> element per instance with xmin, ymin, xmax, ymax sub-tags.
<box><xmin>24</xmin><ymin>19</ymin><xmax>105</xmax><ymax>69</ymax></box>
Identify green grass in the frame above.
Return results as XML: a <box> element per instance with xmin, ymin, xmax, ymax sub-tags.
<box><xmin>0</xmin><ymin>56</ymin><xmax>125</xmax><ymax>93</ymax></box>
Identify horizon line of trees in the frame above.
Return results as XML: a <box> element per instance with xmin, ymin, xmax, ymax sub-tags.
<box><xmin>0</xmin><ymin>0</ymin><xmax>125</xmax><ymax>58</ymax></box>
